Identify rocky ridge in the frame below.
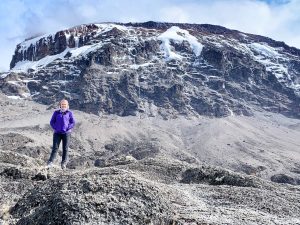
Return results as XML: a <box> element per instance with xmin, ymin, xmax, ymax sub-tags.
<box><xmin>1</xmin><ymin>21</ymin><xmax>300</xmax><ymax>118</ymax></box>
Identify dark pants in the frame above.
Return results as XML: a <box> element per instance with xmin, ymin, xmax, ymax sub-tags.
<box><xmin>48</xmin><ymin>132</ymin><xmax>71</xmax><ymax>164</ymax></box>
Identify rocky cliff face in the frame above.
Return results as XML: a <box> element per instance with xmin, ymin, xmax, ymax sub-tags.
<box><xmin>1</xmin><ymin>21</ymin><xmax>300</xmax><ymax>118</ymax></box>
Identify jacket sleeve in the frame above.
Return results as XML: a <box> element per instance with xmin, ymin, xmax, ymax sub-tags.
<box><xmin>50</xmin><ymin>111</ymin><xmax>57</xmax><ymax>129</ymax></box>
<box><xmin>68</xmin><ymin>112</ymin><xmax>75</xmax><ymax>130</ymax></box>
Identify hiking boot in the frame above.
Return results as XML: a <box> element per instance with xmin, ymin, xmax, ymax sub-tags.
<box><xmin>61</xmin><ymin>163</ymin><xmax>67</xmax><ymax>170</ymax></box>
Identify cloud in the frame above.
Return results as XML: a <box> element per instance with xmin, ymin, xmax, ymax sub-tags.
<box><xmin>0</xmin><ymin>0</ymin><xmax>300</xmax><ymax>71</ymax></box>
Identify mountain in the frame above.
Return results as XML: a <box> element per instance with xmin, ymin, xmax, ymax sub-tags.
<box><xmin>1</xmin><ymin>22</ymin><xmax>300</xmax><ymax>224</ymax></box>
<box><xmin>1</xmin><ymin>21</ymin><xmax>300</xmax><ymax>118</ymax></box>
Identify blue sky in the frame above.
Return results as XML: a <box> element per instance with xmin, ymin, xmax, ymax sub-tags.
<box><xmin>0</xmin><ymin>0</ymin><xmax>300</xmax><ymax>71</ymax></box>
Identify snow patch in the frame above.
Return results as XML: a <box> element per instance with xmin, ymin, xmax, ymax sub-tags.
<box><xmin>69</xmin><ymin>44</ymin><xmax>102</xmax><ymax>58</ymax></box>
<box><xmin>7</xmin><ymin>81</ymin><xmax>21</xmax><ymax>86</ymax></box>
<box><xmin>11</xmin><ymin>48</ymin><xmax>70</xmax><ymax>73</ymax></box>
<box><xmin>13</xmin><ymin>23</ymin><xmax>128</xmax><ymax>73</ymax></box>
<box><xmin>22</xmin><ymin>92</ymin><xmax>31</xmax><ymax>98</ymax></box>
<box><xmin>10</xmin><ymin>43</ymin><xmax>103</xmax><ymax>73</ymax></box>
<box><xmin>31</xmin><ymin>92</ymin><xmax>40</xmax><ymax>97</ymax></box>
<box><xmin>249</xmin><ymin>43</ymin><xmax>280</xmax><ymax>58</ymax></box>
<box><xmin>130</xmin><ymin>62</ymin><xmax>154</xmax><ymax>69</ymax></box>
<box><xmin>248</xmin><ymin>43</ymin><xmax>291</xmax><ymax>81</ymax></box>
<box><xmin>11</xmin><ymin>23</ymin><xmax>128</xmax><ymax>73</ymax></box>
<box><xmin>74</xmin><ymin>36</ymin><xmax>79</xmax><ymax>48</ymax></box>
<box><xmin>0</xmin><ymin>73</ymin><xmax>9</xmax><ymax>79</ymax></box>
<box><xmin>158</xmin><ymin>26</ymin><xmax>203</xmax><ymax>61</ymax></box>
<box><xmin>7</xmin><ymin>96</ymin><xmax>22</xmax><ymax>100</ymax></box>
<box><xmin>94</xmin><ymin>23</ymin><xmax>129</xmax><ymax>34</ymax></box>
<box><xmin>18</xmin><ymin>33</ymin><xmax>52</xmax><ymax>52</ymax></box>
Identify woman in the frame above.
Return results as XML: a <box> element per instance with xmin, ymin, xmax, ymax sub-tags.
<box><xmin>47</xmin><ymin>99</ymin><xmax>75</xmax><ymax>169</ymax></box>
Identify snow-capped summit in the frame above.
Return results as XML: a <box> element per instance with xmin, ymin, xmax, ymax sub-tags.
<box><xmin>1</xmin><ymin>21</ymin><xmax>300</xmax><ymax>118</ymax></box>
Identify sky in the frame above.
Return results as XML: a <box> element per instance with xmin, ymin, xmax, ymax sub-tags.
<box><xmin>0</xmin><ymin>0</ymin><xmax>300</xmax><ymax>72</ymax></box>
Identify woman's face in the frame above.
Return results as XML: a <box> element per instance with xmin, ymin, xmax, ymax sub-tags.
<box><xmin>60</xmin><ymin>101</ymin><xmax>68</xmax><ymax>110</ymax></box>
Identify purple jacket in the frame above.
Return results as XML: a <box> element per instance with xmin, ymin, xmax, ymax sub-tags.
<box><xmin>50</xmin><ymin>110</ymin><xmax>75</xmax><ymax>134</ymax></box>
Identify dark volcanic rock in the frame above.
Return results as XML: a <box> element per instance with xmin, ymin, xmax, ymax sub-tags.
<box><xmin>95</xmin><ymin>155</ymin><xmax>137</xmax><ymax>168</ymax></box>
<box><xmin>0</xmin><ymin>133</ymin><xmax>33</xmax><ymax>149</ymax></box>
<box><xmin>103</xmin><ymin>137</ymin><xmax>160</xmax><ymax>160</ymax></box>
<box><xmin>271</xmin><ymin>174</ymin><xmax>298</xmax><ymax>185</ymax></box>
<box><xmin>10</xmin><ymin>170</ymin><xmax>177</xmax><ymax>225</ymax></box>
<box><xmin>181</xmin><ymin>166</ymin><xmax>257</xmax><ymax>187</ymax></box>
<box><xmin>31</xmin><ymin>172</ymin><xmax>48</xmax><ymax>181</ymax></box>
<box><xmin>0</xmin><ymin>167</ymin><xmax>24</xmax><ymax>180</ymax></box>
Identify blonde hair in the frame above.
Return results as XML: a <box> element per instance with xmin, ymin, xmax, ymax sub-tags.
<box><xmin>59</xmin><ymin>99</ymin><xmax>69</xmax><ymax>109</ymax></box>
